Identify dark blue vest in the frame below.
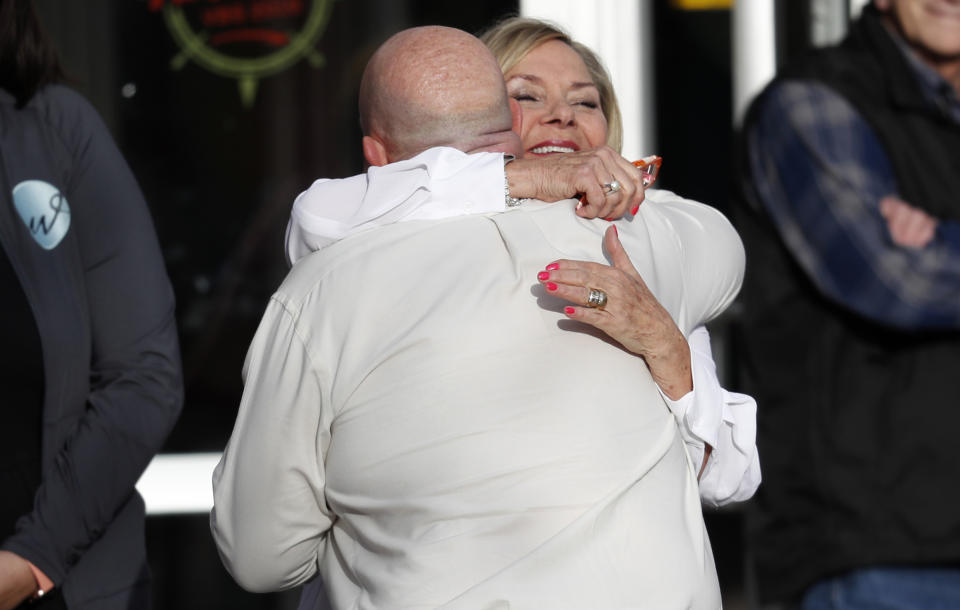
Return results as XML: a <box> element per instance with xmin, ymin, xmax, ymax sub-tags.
<box><xmin>734</xmin><ymin>5</ymin><xmax>960</xmax><ymax>603</ymax></box>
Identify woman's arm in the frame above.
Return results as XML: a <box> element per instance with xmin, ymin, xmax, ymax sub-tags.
<box><xmin>663</xmin><ymin>327</ymin><xmax>761</xmax><ymax>507</ymax></box>
<box><xmin>285</xmin><ymin>146</ymin><xmax>646</xmax><ymax>265</ymax></box>
<box><xmin>537</xmin><ymin>225</ymin><xmax>759</xmax><ymax>506</ymax></box>
<box><xmin>0</xmin><ymin>551</ymin><xmax>37</xmax><ymax>610</ymax></box>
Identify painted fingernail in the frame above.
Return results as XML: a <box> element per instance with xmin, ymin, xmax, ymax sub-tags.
<box><xmin>546</xmin><ymin>263</ymin><xmax>559</xmax><ymax>271</ymax></box>
<box><xmin>612</xmin><ymin>225</ymin><xmax>619</xmax><ymax>236</ymax></box>
<box><xmin>630</xmin><ymin>205</ymin><xmax>639</xmax><ymax>215</ymax></box>
<box><xmin>537</xmin><ymin>271</ymin><xmax>550</xmax><ymax>281</ymax></box>
<box><xmin>604</xmin><ymin>217</ymin><xmax>613</xmax><ymax>221</ymax></box>
<box><xmin>564</xmin><ymin>306</ymin><xmax>576</xmax><ymax>315</ymax></box>
<box><xmin>546</xmin><ymin>282</ymin><xmax>558</xmax><ymax>291</ymax></box>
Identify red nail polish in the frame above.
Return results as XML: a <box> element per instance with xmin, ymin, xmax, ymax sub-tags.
<box><xmin>564</xmin><ymin>306</ymin><xmax>575</xmax><ymax>315</ymax></box>
<box><xmin>612</xmin><ymin>225</ymin><xmax>619</xmax><ymax>235</ymax></box>
<box><xmin>604</xmin><ymin>217</ymin><xmax>613</xmax><ymax>221</ymax></box>
<box><xmin>630</xmin><ymin>205</ymin><xmax>639</xmax><ymax>215</ymax></box>
<box><xmin>546</xmin><ymin>282</ymin><xmax>558</xmax><ymax>291</ymax></box>
<box><xmin>537</xmin><ymin>271</ymin><xmax>550</xmax><ymax>281</ymax></box>
<box><xmin>546</xmin><ymin>263</ymin><xmax>559</xmax><ymax>271</ymax></box>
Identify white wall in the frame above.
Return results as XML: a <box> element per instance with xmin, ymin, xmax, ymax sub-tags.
<box><xmin>731</xmin><ymin>0</ymin><xmax>776</xmax><ymax>127</ymax></box>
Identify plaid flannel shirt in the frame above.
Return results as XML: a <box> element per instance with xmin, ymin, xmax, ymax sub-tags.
<box><xmin>745</xmin><ymin>52</ymin><xmax>960</xmax><ymax>330</ymax></box>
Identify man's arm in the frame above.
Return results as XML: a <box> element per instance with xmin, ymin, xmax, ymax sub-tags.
<box><xmin>211</xmin><ymin>296</ymin><xmax>334</xmax><ymax>592</ymax></box>
<box><xmin>748</xmin><ymin>80</ymin><xmax>960</xmax><ymax>329</ymax></box>
<box><xmin>880</xmin><ymin>195</ymin><xmax>938</xmax><ymax>248</ymax></box>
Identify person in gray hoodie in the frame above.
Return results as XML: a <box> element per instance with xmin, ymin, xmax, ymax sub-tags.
<box><xmin>0</xmin><ymin>2</ymin><xmax>183</xmax><ymax>608</ymax></box>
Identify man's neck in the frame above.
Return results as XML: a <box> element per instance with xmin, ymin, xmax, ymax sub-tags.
<box><xmin>939</xmin><ymin>62</ymin><xmax>960</xmax><ymax>96</ymax></box>
<box><xmin>915</xmin><ymin>48</ymin><xmax>960</xmax><ymax>96</ymax></box>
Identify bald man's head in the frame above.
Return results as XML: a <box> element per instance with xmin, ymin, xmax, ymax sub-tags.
<box><xmin>359</xmin><ymin>26</ymin><xmax>521</xmax><ymax>165</ymax></box>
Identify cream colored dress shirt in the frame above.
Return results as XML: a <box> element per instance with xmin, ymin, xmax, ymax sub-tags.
<box><xmin>213</xmin><ymin>194</ymin><xmax>743</xmax><ymax>608</ymax></box>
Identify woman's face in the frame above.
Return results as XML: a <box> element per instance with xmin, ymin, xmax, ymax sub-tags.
<box><xmin>504</xmin><ymin>40</ymin><xmax>609</xmax><ymax>156</ymax></box>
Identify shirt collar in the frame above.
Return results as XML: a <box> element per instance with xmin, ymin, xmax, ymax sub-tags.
<box><xmin>886</xmin><ymin>25</ymin><xmax>960</xmax><ymax>122</ymax></box>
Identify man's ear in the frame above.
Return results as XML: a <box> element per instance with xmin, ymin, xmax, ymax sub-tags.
<box><xmin>362</xmin><ymin>135</ymin><xmax>390</xmax><ymax>167</ymax></box>
<box><xmin>509</xmin><ymin>97</ymin><xmax>523</xmax><ymax>135</ymax></box>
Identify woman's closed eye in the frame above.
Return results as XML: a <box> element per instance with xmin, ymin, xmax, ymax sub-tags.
<box><xmin>511</xmin><ymin>92</ymin><xmax>539</xmax><ymax>103</ymax></box>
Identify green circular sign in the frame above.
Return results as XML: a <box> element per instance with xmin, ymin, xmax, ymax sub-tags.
<box><xmin>163</xmin><ymin>0</ymin><xmax>334</xmax><ymax>106</ymax></box>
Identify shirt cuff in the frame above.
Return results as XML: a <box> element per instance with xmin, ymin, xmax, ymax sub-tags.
<box><xmin>429</xmin><ymin>150</ymin><xmax>511</xmax><ymax>214</ymax></box>
<box><xmin>657</xmin><ymin>326</ymin><xmax>761</xmax><ymax>506</ymax></box>
<box><xmin>26</xmin><ymin>560</ymin><xmax>54</xmax><ymax>598</ymax></box>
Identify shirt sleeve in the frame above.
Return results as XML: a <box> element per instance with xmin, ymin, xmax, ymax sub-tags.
<box><xmin>659</xmin><ymin>326</ymin><xmax>761</xmax><ymax>507</ymax></box>
<box><xmin>747</xmin><ymin>80</ymin><xmax>960</xmax><ymax>329</ymax></box>
<box><xmin>285</xmin><ymin>147</ymin><xmax>508</xmax><ymax>265</ymax></box>
<box><xmin>211</xmin><ymin>296</ymin><xmax>334</xmax><ymax>593</ymax></box>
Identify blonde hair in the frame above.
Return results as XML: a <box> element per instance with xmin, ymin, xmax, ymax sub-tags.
<box><xmin>479</xmin><ymin>16</ymin><xmax>623</xmax><ymax>153</ymax></box>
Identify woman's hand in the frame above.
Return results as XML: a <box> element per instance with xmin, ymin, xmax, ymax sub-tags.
<box><xmin>0</xmin><ymin>551</ymin><xmax>37</xmax><ymax>610</ymax></box>
<box><xmin>537</xmin><ymin>225</ymin><xmax>692</xmax><ymax>399</ymax></box>
<box><xmin>506</xmin><ymin>146</ymin><xmax>645</xmax><ymax>220</ymax></box>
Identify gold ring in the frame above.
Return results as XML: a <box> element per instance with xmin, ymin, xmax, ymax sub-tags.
<box><xmin>586</xmin><ymin>288</ymin><xmax>608</xmax><ymax>309</ymax></box>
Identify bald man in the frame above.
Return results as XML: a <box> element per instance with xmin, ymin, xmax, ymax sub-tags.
<box><xmin>212</xmin><ymin>26</ymin><xmax>742</xmax><ymax>608</ymax></box>
<box><xmin>357</xmin><ymin>25</ymin><xmax>522</xmax><ymax>163</ymax></box>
